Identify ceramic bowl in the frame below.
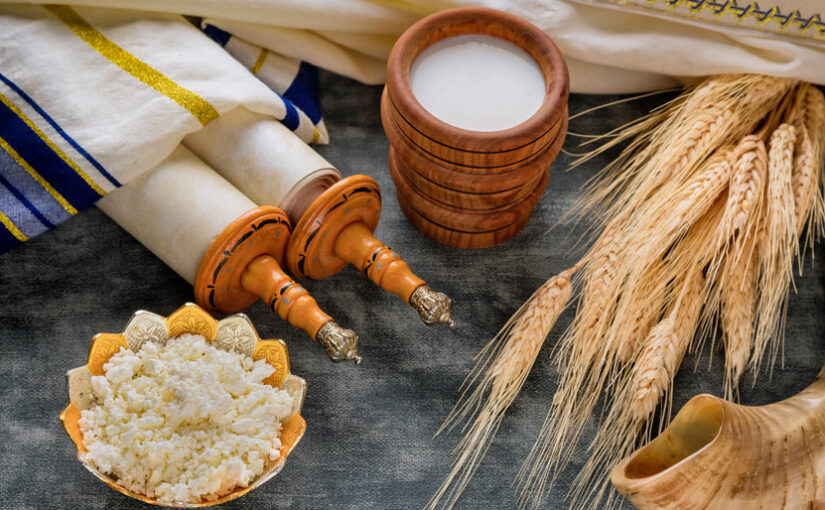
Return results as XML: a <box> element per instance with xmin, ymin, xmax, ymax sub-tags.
<box><xmin>60</xmin><ymin>302</ymin><xmax>307</xmax><ymax>507</ymax></box>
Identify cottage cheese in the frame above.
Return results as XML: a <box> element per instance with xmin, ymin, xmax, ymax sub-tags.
<box><xmin>78</xmin><ymin>334</ymin><xmax>294</xmax><ymax>504</ymax></box>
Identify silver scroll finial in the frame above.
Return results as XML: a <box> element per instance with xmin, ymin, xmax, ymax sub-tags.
<box><xmin>409</xmin><ymin>285</ymin><xmax>455</xmax><ymax>328</ymax></box>
<box><xmin>316</xmin><ymin>321</ymin><xmax>362</xmax><ymax>364</ymax></box>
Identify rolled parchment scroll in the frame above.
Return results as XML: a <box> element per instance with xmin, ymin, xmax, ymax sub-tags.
<box><xmin>184</xmin><ymin>109</ymin><xmax>454</xmax><ymax>327</ymax></box>
<box><xmin>97</xmin><ymin>145</ymin><xmax>361</xmax><ymax>362</ymax></box>
<box><xmin>183</xmin><ymin>108</ymin><xmax>340</xmax><ymax>222</ymax></box>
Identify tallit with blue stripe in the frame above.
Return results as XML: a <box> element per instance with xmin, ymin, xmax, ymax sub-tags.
<box><xmin>203</xmin><ymin>25</ymin><xmax>329</xmax><ymax>144</ymax></box>
<box><xmin>0</xmin><ymin>5</ymin><xmax>325</xmax><ymax>255</ymax></box>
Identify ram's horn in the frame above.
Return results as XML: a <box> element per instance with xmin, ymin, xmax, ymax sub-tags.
<box><xmin>611</xmin><ymin>365</ymin><xmax>825</xmax><ymax>509</ymax></box>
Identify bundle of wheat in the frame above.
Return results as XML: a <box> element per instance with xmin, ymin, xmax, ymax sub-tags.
<box><xmin>430</xmin><ymin>76</ymin><xmax>825</xmax><ymax>510</ymax></box>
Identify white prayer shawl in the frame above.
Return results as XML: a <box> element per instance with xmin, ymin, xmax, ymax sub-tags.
<box><xmin>11</xmin><ymin>0</ymin><xmax>825</xmax><ymax>93</ymax></box>
<box><xmin>0</xmin><ymin>5</ymin><xmax>296</xmax><ymax>252</ymax></box>
<box><xmin>203</xmin><ymin>25</ymin><xmax>329</xmax><ymax>144</ymax></box>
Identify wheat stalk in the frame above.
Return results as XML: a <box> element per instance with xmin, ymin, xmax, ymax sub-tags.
<box><xmin>709</xmin><ymin>134</ymin><xmax>767</xmax><ymax>396</ymax></box>
<box><xmin>632</xmin><ymin>267</ymin><xmax>706</xmax><ymax>420</ymax></box>
<box><xmin>753</xmin><ymin>123</ymin><xmax>796</xmax><ymax>371</ymax></box>
<box><xmin>721</xmin><ymin>235</ymin><xmax>759</xmax><ymax>399</ymax></box>
<box><xmin>790</xmin><ymin>85</ymin><xmax>825</xmax><ymax>249</ymax></box>
<box><xmin>631</xmin><ymin>317</ymin><xmax>678</xmax><ymax>419</ymax></box>
<box><xmin>428</xmin><ymin>266</ymin><xmax>577</xmax><ymax>510</ymax></box>
<box><xmin>793</xmin><ymin>129</ymin><xmax>818</xmax><ymax>237</ymax></box>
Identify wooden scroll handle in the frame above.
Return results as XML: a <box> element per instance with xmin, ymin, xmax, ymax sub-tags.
<box><xmin>335</xmin><ymin>223</ymin><xmax>455</xmax><ymax>327</ymax></box>
<box><xmin>242</xmin><ymin>256</ymin><xmax>362</xmax><ymax>363</ymax></box>
<box><xmin>194</xmin><ymin>206</ymin><xmax>361</xmax><ymax>363</ymax></box>
<box><xmin>285</xmin><ymin>175</ymin><xmax>454</xmax><ymax>328</ymax></box>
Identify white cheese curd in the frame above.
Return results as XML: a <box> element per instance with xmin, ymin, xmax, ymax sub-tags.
<box><xmin>78</xmin><ymin>334</ymin><xmax>294</xmax><ymax>504</ymax></box>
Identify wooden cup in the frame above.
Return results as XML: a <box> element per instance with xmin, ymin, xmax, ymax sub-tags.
<box><xmin>382</xmin><ymin>6</ymin><xmax>569</xmax><ymax>248</ymax></box>
<box><xmin>385</xmin><ymin>7</ymin><xmax>569</xmax><ymax>167</ymax></box>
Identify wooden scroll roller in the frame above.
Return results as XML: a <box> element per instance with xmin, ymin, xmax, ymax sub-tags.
<box><xmin>98</xmin><ymin>145</ymin><xmax>361</xmax><ymax>363</ymax></box>
<box><xmin>185</xmin><ymin>108</ymin><xmax>455</xmax><ymax>328</ymax></box>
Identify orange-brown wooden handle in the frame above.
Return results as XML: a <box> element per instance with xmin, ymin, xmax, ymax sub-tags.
<box><xmin>241</xmin><ymin>255</ymin><xmax>362</xmax><ymax>362</ymax></box>
<box><xmin>334</xmin><ymin>222</ymin><xmax>425</xmax><ymax>303</ymax></box>
<box><xmin>242</xmin><ymin>255</ymin><xmax>332</xmax><ymax>337</ymax></box>
<box><xmin>332</xmin><ymin>222</ymin><xmax>454</xmax><ymax>327</ymax></box>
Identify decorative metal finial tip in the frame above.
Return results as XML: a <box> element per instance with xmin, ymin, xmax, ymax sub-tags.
<box><xmin>409</xmin><ymin>285</ymin><xmax>454</xmax><ymax>327</ymax></box>
<box><xmin>316</xmin><ymin>321</ymin><xmax>361</xmax><ymax>363</ymax></box>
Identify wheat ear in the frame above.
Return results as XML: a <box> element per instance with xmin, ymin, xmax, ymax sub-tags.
<box><xmin>725</xmin><ymin>136</ymin><xmax>767</xmax><ymax>236</ymax></box>
<box><xmin>753</xmin><ymin>123</ymin><xmax>796</xmax><ymax>371</ymax></box>
<box><xmin>428</xmin><ymin>266</ymin><xmax>577</xmax><ymax>510</ymax></box>
<box><xmin>632</xmin><ymin>268</ymin><xmax>706</xmax><ymax>420</ymax></box>
<box><xmin>706</xmin><ymin>135</ymin><xmax>767</xmax><ymax>292</ymax></box>
<box><xmin>712</xmin><ymin>134</ymin><xmax>767</xmax><ymax>396</ymax></box>
<box><xmin>721</xmin><ymin>234</ymin><xmax>759</xmax><ymax>399</ymax></box>
<box><xmin>790</xmin><ymin>85</ymin><xmax>825</xmax><ymax>250</ymax></box>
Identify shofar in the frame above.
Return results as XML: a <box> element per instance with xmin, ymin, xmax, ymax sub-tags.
<box><xmin>184</xmin><ymin>108</ymin><xmax>454</xmax><ymax>327</ymax></box>
<box><xmin>97</xmin><ymin>145</ymin><xmax>361</xmax><ymax>363</ymax></box>
<box><xmin>611</xmin><ymin>276</ymin><xmax>825</xmax><ymax>509</ymax></box>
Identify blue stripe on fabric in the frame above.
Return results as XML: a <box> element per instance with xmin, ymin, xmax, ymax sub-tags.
<box><xmin>0</xmin><ymin>99</ymin><xmax>101</xmax><ymax>210</ymax></box>
<box><xmin>0</xmin><ymin>148</ymin><xmax>68</xmax><ymax>227</ymax></box>
<box><xmin>283</xmin><ymin>62</ymin><xmax>322</xmax><ymax>124</ymax></box>
<box><xmin>202</xmin><ymin>25</ymin><xmax>232</xmax><ymax>47</ymax></box>
<box><xmin>0</xmin><ymin>171</ymin><xmax>54</xmax><ymax>230</ymax></box>
<box><xmin>0</xmin><ymin>72</ymin><xmax>120</xmax><ymax>188</ymax></box>
<box><xmin>0</xmin><ymin>215</ymin><xmax>21</xmax><ymax>255</ymax></box>
<box><xmin>278</xmin><ymin>93</ymin><xmax>300</xmax><ymax>130</ymax></box>
<box><xmin>0</xmin><ymin>178</ymin><xmax>53</xmax><ymax>237</ymax></box>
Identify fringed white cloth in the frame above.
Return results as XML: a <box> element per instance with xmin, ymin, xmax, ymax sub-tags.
<box><xmin>9</xmin><ymin>0</ymin><xmax>825</xmax><ymax>93</ymax></box>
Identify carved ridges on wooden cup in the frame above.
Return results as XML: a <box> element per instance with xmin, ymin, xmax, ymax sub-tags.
<box><xmin>382</xmin><ymin>7</ymin><xmax>569</xmax><ymax>249</ymax></box>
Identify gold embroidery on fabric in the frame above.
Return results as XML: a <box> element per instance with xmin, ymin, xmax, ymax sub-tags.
<box><xmin>45</xmin><ymin>5</ymin><xmax>220</xmax><ymax>125</ymax></box>
<box><xmin>0</xmin><ymin>91</ymin><xmax>104</xmax><ymax>198</ymax></box>
<box><xmin>251</xmin><ymin>49</ymin><xmax>269</xmax><ymax>75</ymax></box>
<box><xmin>0</xmin><ymin>209</ymin><xmax>28</xmax><ymax>241</ymax></box>
<box><xmin>310</xmin><ymin>127</ymin><xmax>320</xmax><ymax>144</ymax></box>
<box><xmin>601</xmin><ymin>0</ymin><xmax>825</xmax><ymax>41</ymax></box>
<box><xmin>0</xmin><ymin>135</ymin><xmax>79</xmax><ymax>215</ymax></box>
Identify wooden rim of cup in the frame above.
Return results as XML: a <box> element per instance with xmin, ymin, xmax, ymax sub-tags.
<box><xmin>386</xmin><ymin>7</ymin><xmax>569</xmax><ymax>155</ymax></box>
<box><xmin>382</xmin><ymin>86</ymin><xmax>568</xmax><ymax>170</ymax></box>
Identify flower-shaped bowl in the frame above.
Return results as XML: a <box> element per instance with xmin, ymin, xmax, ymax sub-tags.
<box><xmin>59</xmin><ymin>303</ymin><xmax>307</xmax><ymax>507</ymax></box>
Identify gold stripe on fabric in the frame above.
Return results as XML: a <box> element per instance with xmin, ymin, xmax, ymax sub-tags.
<box><xmin>0</xmin><ymin>136</ymin><xmax>79</xmax><ymax>215</ymax></box>
<box><xmin>0</xmin><ymin>92</ymin><xmax>106</xmax><ymax>198</ymax></box>
<box><xmin>251</xmin><ymin>49</ymin><xmax>269</xmax><ymax>75</ymax></box>
<box><xmin>0</xmin><ymin>209</ymin><xmax>28</xmax><ymax>242</ymax></box>
<box><xmin>310</xmin><ymin>128</ymin><xmax>320</xmax><ymax>144</ymax></box>
<box><xmin>44</xmin><ymin>5</ymin><xmax>220</xmax><ymax>126</ymax></box>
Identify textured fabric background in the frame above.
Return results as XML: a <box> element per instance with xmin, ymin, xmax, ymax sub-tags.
<box><xmin>0</xmin><ymin>73</ymin><xmax>823</xmax><ymax>510</ymax></box>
